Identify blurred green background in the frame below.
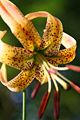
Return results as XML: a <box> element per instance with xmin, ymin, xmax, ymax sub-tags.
<box><xmin>0</xmin><ymin>0</ymin><xmax>80</xmax><ymax>120</ymax></box>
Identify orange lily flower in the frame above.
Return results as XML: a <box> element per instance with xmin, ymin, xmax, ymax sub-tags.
<box><xmin>0</xmin><ymin>0</ymin><xmax>78</xmax><ymax>119</ymax></box>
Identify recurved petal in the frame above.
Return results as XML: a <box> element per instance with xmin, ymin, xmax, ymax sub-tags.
<box><xmin>40</xmin><ymin>12</ymin><xmax>63</xmax><ymax>56</ymax></box>
<box><xmin>42</xmin><ymin>16</ymin><xmax>63</xmax><ymax>56</ymax></box>
<box><xmin>47</xmin><ymin>46</ymin><xmax>76</xmax><ymax>65</ymax></box>
<box><xmin>0</xmin><ymin>64</ymin><xmax>7</xmax><ymax>83</ymax></box>
<box><xmin>62</xmin><ymin>32</ymin><xmax>76</xmax><ymax>49</ymax></box>
<box><xmin>0</xmin><ymin>40</ymin><xmax>34</xmax><ymax>70</ymax></box>
<box><xmin>25</xmin><ymin>11</ymin><xmax>63</xmax><ymax>54</ymax></box>
<box><xmin>46</xmin><ymin>32</ymin><xmax>76</xmax><ymax>65</ymax></box>
<box><xmin>0</xmin><ymin>0</ymin><xmax>27</xmax><ymax>26</ymax></box>
<box><xmin>35</xmin><ymin>62</ymin><xmax>48</xmax><ymax>84</ymax></box>
<box><xmin>0</xmin><ymin>64</ymin><xmax>35</xmax><ymax>92</ymax></box>
<box><xmin>0</xmin><ymin>0</ymin><xmax>41</xmax><ymax>50</ymax></box>
<box><xmin>0</xmin><ymin>30</ymin><xmax>7</xmax><ymax>39</ymax></box>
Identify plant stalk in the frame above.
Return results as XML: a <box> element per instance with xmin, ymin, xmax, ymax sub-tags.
<box><xmin>22</xmin><ymin>89</ymin><xmax>26</xmax><ymax>120</ymax></box>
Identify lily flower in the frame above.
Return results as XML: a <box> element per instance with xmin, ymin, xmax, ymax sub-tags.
<box><xmin>0</xmin><ymin>0</ymin><xmax>78</xmax><ymax>119</ymax></box>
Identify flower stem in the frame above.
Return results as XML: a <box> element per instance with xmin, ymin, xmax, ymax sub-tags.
<box><xmin>22</xmin><ymin>89</ymin><xmax>26</xmax><ymax>120</ymax></box>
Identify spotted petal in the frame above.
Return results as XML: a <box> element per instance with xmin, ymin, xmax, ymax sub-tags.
<box><xmin>0</xmin><ymin>33</ymin><xmax>34</xmax><ymax>70</ymax></box>
<box><xmin>25</xmin><ymin>11</ymin><xmax>63</xmax><ymax>56</ymax></box>
<box><xmin>0</xmin><ymin>64</ymin><xmax>35</xmax><ymax>92</ymax></box>
<box><xmin>35</xmin><ymin>62</ymin><xmax>48</xmax><ymax>84</ymax></box>
<box><xmin>41</xmin><ymin>13</ymin><xmax>63</xmax><ymax>56</ymax></box>
<box><xmin>0</xmin><ymin>0</ymin><xmax>41</xmax><ymax>51</ymax></box>
<box><xmin>46</xmin><ymin>32</ymin><xmax>76</xmax><ymax>65</ymax></box>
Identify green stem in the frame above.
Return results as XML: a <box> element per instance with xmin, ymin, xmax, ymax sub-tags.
<box><xmin>22</xmin><ymin>89</ymin><xmax>26</xmax><ymax>120</ymax></box>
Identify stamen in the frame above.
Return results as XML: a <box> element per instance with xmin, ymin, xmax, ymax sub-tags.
<box><xmin>57</xmin><ymin>72</ymin><xmax>80</xmax><ymax>93</ymax></box>
<box><xmin>31</xmin><ymin>82</ymin><xmax>41</xmax><ymax>99</ymax></box>
<box><xmin>49</xmin><ymin>70</ymin><xmax>68</xmax><ymax>90</ymax></box>
<box><xmin>42</xmin><ymin>64</ymin><xmax>51</xmax><ymax>93</ymax></box>
<box><xmin>49</xmin><ymin>70</ymin><xmax>70</xmax><ymax>90</ymax></box>
<box><xmin>70</xmin><ymin>82</ymin><xmax>80</xmax><ymax>94</ymax></box>
<box><xmin>54</xmin><ymin>90</ymin><xmax>60</xmax><ymax>120</ymax></box>
<box><xmin>38</xmin><ymin>91</ymin><xmax>50</xmax><ymax>119</ymax></box>
<box><xmin>66</xmin><ymin>65</ymin><xmax>80</xmax><ymax>72</ymax></box>
<box><xmin>48</xmin><ymin>62</ymin><xmax>69</xmax><ymax>71</ymax></box>
<box><xmin>53</xmin><ymin>74</ymin><xmax>69</xmax><ymax>90</ymax></box>
<box><xmin>51</xmin><ymin>74</ymin><xmax>59</xmax><ymax>92</ymax></box>
<box><xmin>47</xmin><ymin>75</ymin><xmax>51</xmax><ymax>93</ymax></box>
<box><xmin>43</xmin><ymin>60</ymin><xmax>49</xmax><ymax>70</ymax></box>
<box><xmin>57</xmin><ymin>72</ymin><xmax>70</xmax><ymax>83</ymax></box>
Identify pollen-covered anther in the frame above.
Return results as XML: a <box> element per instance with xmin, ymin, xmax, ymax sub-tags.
<box><xmin>57</xmin><ymin>72</ymin><xmax>80</xmax><ymax>93</ymax></box>
<box><xmin>31</xmin><ymin>82</ymin><xmax>41</xmax><ymax>99</ymax></box>
<box><xmin>54</xmin><ymin>90</ymin><xmax>60</xmax><ymax>120</ymax></box>
<box><xmin>38</xmin><ymin>91</ymin><xmax>50</xmax><ymax>119</ymax></box>
<box><xmin>69</xmin><ymin>81</ymin><xmax>80</xmax><ymax>94</ymax></box>
<box><xmin>66</xmin><ymin>65</ymin><xmax>80</xmax><ymax>72</ymax></box>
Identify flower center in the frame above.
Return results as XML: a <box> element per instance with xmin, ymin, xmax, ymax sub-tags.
<box><xmin>35</xmin><ymin>52</ymin><xmax>70</xmax><ymax>93</ymax></box>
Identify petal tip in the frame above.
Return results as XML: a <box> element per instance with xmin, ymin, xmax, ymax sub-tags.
<box><xmin>0</xmin><ymin>30</ymin><xmax>7</xmax><ymax>39</ymax></box>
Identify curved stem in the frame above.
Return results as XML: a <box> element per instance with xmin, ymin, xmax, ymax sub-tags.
<box><xmin>22</xmin><ymin>89</ymin><xmax>26</xmax><ymax>120</ymax></box>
